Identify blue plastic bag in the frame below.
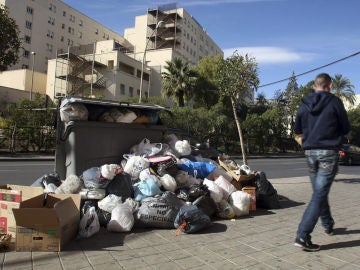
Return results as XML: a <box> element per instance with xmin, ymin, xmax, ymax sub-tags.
<box><xmin>134</xmin><ymin>179</ymin><xmax>162</xmax><ymax>201</ymax></box>
<box><xmin>178</xmin><ymin>161</ymin><xmax>216</xmax><ymax>179</ymax></box>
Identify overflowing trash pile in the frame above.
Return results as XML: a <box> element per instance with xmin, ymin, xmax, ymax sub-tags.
<box><xmin>37</xmin><ymin>134</ymin><xmax>280</xmax><ymax>239</ymax></box>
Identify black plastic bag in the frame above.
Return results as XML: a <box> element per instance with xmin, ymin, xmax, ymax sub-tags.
<box><xmin>188</xmin><ymin>183</ymin><xmax>209</xmax><ymax>202</ymax></box>
<box><xmin>106</xmin><ymin>172</ymin><xmax>134</xmax><ymax>201</ymax></box>
<box><xmin>174</xmin><ymin>204</ymin><xmax>212</xmax><ymax>234</ymax></box>
<box><xmin>255</xmin><ymin>171</ymin><xmax>280</xmax><ymax>209</ymax></box>
<box><xmin>192</xmin><ymin>195</ymin><xmax>217</xmax><ymax>217</ymax></box>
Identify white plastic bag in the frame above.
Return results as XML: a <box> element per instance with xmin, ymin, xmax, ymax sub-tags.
<box><xmin>229</xmin><ymin>191</ymin><xmax>251</xmax><ymax>217</ymax></box>
<box><xmin>159</xmin><ymin>174</ymin><xmax>177</xmax><ymax>192</ymax></box>
<box><xmin>78</xmin><ymin>206</ymin><xmax>100</xmax><ymax>238</ymax></box>
<box><xmin>130</xmin><ymin>138</ymin><xmax>163</xmax><ymax>157</ymax></box>
<box><xmin>203</xmin><ymin>178</ymin><xmax>223</xmax><ymax>203</ymax></box>
<box><xmin>123</xmin><ymin>155</ymin><xmax>150</xmax><ymax>182</ymax></box>
<box><xmin>214</xmin><ymin>175</ymin><xmax>237</xmax><ymax>200</ymax></box>
<box><xmin>107</xmin><ymin>204</ymin><xmax>134</xmax><ymax>232</ymax></box>
<box><xmin>98</xmin><ymin>194</ymin><xmax>122</xmax><ymax>213</ymax></box>
<box><xmin>175</xmin><ymin>140</ymin><xmax>192</xmax><ymax>156</ymax></box>
<box><xmin>60</xmin><ymin>102</ymin><xmax>88</xmax><ymax>122</ymax></box>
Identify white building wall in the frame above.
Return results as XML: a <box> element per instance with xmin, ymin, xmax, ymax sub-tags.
<box><xmin>1</xmin><ymin>0</ymin><xmax>131</xmax><ymax>73</ymax></box>
<box><xmin>0</xmin><ymin>69</ymin><xmax>47</xmax><ymax>94</ymax></box>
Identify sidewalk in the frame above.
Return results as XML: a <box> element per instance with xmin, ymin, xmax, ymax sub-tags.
<box><xmin>1</xmin><ymin>173</ymin><xmax>359</xmax><ymax>269</ymax></box>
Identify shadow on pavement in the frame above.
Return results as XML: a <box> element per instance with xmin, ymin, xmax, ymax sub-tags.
<box><xmin>332</xmin><ymin>227</ymin><xmax>360</xmax><ymax>235</ymax></box>
<box><xmin>334</xmin><ymin>178</ymin><xmax>360</xmax><ymax>184</ymax></box>
<box><xmin>277</xmin><ymin>195</ymin><xmax>305</xmax><ymax>209</ymax></box>
<box><xmin>321</xmin><ymin>239</ymin><xmax>360</xmax><ymax>250</ymax></box>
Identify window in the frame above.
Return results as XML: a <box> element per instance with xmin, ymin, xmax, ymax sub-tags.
<box><xmin>46</xmin><ymin>30</ymin><xmax>54</xmax><ymax>38</ymax></box>
<box><xmin>60</xmin><ymin>36</ymin><xmax>64</xmax><ymax>42</ymax></box>
<box><xmin>23</xmin><ymin>50</ymin><xmax>30</xmax><ymax>58</ymax></box>
<box><xmin>69</xmin><ymin>14</ymin><xmax>75</xmax><ymax>22</ymax></box>
<box><xmin>26</xmin><ymin>6</ymin><xmax>33</xmax><ymax>14</ymax></box>
<box><xmin>129</xmin><ymin>87</ymin><xmax>134</xmax><ymax>97</ymax></box>
<box><xmin>79</xmin><ymin>20</ymin><xmax>83</xmax><ymax>26</ymax></box>
<box><xmin>48</xmin><ymin>17</ymin><xmax>55</xmax><ymax>25</ymax></box>
<box><xmin>62</xmin><ymin>23</ymin><xmax>65</xmax><ymax>29</ymax></box>
<box><xmin>68</xmin><ymin>27</ymin><xmax>74</xmax><ymax>34</ymax></box>
<box><xmin>49</xmin><ymin>3</ymin><xmax>56</xmax><ymax>12</ymax></box>
<box><xmin>46</xmin><ymin>43</ymin><xmax>53</xmax><ymax>52</ymax></box>
<box><xmin>95</xmin><ymin>29</ymin><xmax>98</xmax><ymax>35</ymax></box>
<box><xmin>25</xmin><ymin>21</ymin><xmax>32</xmax><ymax>29</ymax></box>
<box><xmin>120</xmin><ymin>84</ymin><xmax>125</xmax><ymax>95</ymax></box>
<box><xmin>24</xmin><ymin>35</ymin><xmax>31</xmax><ymax>44</ymax></box>
<box><xmin>63</xmin><ymin>11</ymin><xmax>66</xmax><ymax>17</ymax></box>
<box><xmin>22</xmin><ymin>64</ymin><xmax>29</xmax><ymax>69</ymax></box>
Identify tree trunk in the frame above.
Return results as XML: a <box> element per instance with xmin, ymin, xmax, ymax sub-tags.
<box><xmin>231</xmin><ymin>97</ymin><xmax>248</xmax><ymax>165</ymax></box>
<box><xmin>178</xmin><ymin>93</ymin><xmax>185</xmax><ymax>107</ymax></box>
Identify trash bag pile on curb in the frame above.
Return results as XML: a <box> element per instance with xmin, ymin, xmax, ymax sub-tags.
<box><xmin>35</xmin><ymin>134</ymin><xmax>280</xmax><ymax>238</ymax></box>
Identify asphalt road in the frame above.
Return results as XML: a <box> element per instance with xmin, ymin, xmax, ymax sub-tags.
<box><xmin>0</xmin><ymin>157</ymin><xmax>358</xmax><ymax>186</ymax></box>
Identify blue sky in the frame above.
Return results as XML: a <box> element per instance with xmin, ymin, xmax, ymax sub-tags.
<box><xmin>62</xmin><ymin>0</ymin><xmax>360</xmax><ymax>98</ymax></box>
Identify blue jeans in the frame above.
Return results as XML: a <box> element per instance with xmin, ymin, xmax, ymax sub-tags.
<box><xmin>297</xmin><ymin>149</ymin><xmax>338</xmax><ymax>241</ymax></box>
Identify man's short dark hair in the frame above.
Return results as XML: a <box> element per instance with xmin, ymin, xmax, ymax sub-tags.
<box><xmin>314</xmin><ymin>73</ymin><xmax>332</xmax><ymax>88</ymax></box>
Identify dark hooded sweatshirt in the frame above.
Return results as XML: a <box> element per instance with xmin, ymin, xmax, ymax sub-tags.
<box><xmin>294</xmin><ymin>91</ymin><xmax>350</xmax><ymax>150</ymax></box>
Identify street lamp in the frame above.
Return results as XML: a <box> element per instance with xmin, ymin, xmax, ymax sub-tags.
<box><xmin>30</xmin><ymin>51</ymin><xmax>36</xmax><ymax>100</ymax></box>
<box><xmin>139</xmin><ymin>20</ymin><xmax>165</xmax><ymax>103</ymax></box>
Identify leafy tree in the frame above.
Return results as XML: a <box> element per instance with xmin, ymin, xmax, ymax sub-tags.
<box><xmin>331</xmin><ymin>74</ymin><xmax>356</xmax><ymax>106</ymax></box>
<box><xmin>161</xmin><ymin>57</ymin><xmax>197</xmax><ymax>107</ymax></box>
<box><xmin>0</xmin><ymin>5</ymin><xmax>21</xmax><ymax>71</ymax></box>
<box><xmin>3</xmin><ymin>94</ymin><xmax>56</xmax><ymax>152</ymax></box>
<box><xmin>347</xmin><ymin>107</ymin><xmax>360</xmax><ymax>146</ymax></box>
<box><xmin>192</xmin><ymin>55</ymin><xmax>222</xmax><ymax>109</ymax></box>
<box><xmin>217</xmin><ymin>52</ymin><xmax>259</xmax><ymax>164</ymax></box>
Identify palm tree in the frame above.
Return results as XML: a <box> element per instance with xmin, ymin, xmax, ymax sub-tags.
<box><xmin>161</xmin><ymin>57</ymin><xmax>197</xmax><ymax>107</ymax></box>
<box><xmin>331</xmin><ymin>74</ymin><xmax>356</xmax><ymax>106</ymax></box>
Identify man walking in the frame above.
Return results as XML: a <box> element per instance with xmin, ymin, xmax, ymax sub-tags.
<box><xmin>293</xmin><ymin>73</ymin><xmax>350</xmax><ymax>251</ymax></box>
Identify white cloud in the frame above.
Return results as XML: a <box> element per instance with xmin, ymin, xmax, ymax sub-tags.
<box><xmin>223</xmin><ymin>47</ymin><xmax>317</xmax><ymax>64</ymax></box>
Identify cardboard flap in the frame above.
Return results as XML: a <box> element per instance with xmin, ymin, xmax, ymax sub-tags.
<box><xmin>54</xmin><ymin>198</ymin><xmax>79</xmax><ymax>224</ymax></box>
<box><xmin>13</xmin><ymin>208</ymin><xmax>58</xmax><ymax>227</ymax></box>
<box><xmin>19</xmin><ymin>194</ymin><xmax>47</xmax><ymax>208</ymax></box>
<box><xmin>45</xmin><ymin>194</ymin><xmax>81</xmax><ymax>210</ymax></box>
<box><xmin>0</xmin><ymin>185</ymin><xmax>43</xmax><ymax>202</ymax></box>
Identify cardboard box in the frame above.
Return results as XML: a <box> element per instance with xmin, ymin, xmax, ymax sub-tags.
<box><xmin>0</xmin><ymin>185</ymin><xmax>44</xmax><ymax>237</ymax></box>
<box><xmin>13</xmin><ymin>193</ymin><xmax>81</xmax><ymax>252</ymax></box>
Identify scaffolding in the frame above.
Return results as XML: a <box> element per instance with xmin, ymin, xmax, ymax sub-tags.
<box><xmin>146</xmin><ymin>3</ymin><xmax>182</xmax><ymax>51</ymax></box>
<box><xmin>53</xmin><ymin>44</ymin><xmax>108</xmax><ymax>98</ymax></box>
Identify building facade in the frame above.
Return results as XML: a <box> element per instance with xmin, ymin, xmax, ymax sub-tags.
<box><xmin>0</xmin><ymin>0</ymin><xmax>133</xmax><ymax>73</ymax></box>
<box><xmin>47</xmin><ymin>40</ymin><xmax>150</xmax><ymax>100</ymax></box>
<box><xmin>1</xmin><ymin>1</ymin><xmax>223</xmax><ymax>103</ymax></box>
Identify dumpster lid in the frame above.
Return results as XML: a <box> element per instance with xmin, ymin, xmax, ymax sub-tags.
<box><xmin>60</xmin><ymin>96</ymin><xmax>171</xmax><ymax>113</ymax></box>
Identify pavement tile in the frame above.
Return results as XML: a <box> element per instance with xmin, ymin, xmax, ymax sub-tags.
<box><xmin>2</xmin><ymin>173</ymin><xmax>360</xmax><ymax>269</ymax></box>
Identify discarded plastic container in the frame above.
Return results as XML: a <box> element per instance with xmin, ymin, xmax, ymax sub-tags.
<box><xmin>242</xmin><ymin>186</ymin><xmax>256</xmax><ymax>211</ymax></box>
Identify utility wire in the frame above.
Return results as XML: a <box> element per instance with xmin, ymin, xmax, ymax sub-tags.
<box><xmin>258</xmin><ymin>50</ymin><xmax>360</xmax><ymax>88</ymax></box>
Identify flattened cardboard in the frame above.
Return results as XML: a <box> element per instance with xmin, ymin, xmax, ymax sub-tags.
<box><xmin>13</xmin><ymin>193</ymin><xmax>81</xmax><ymax>252</ymax></box>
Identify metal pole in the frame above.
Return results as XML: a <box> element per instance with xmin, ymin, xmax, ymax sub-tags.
<box><xmin>90</xmin><ymin>42</ymin><xmax>96</xmax><ymax>97</ymax></box>
<box><xmin>139</xmin><ymin>21</ymin><xmax>165</xmax><ymax>103</ymax></box>
<box><xmin>30</xmin><ymin>51</ymin><xmax>36</xmax><ymax>100</ymax></box>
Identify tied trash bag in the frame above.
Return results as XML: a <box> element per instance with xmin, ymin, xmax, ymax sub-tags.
<box><xmin>229</xmin><ymin>191</ymin><xmax>251</xmax><ymax>217</ymax></box>
<box><xmin>107</xmin><ymin>203</ymin><xmax>134</xmax><ymax>232</ymax></box>
<box><xmin>130</xmin><ymin>138</ymin><xmax>163</xmax><ymax>157</ymax></box>
<box><xmin>78</xmin><ymin>206</ymin><xmax>100</xmax><ymax>238</ymax></box>
<box><xmin>123</xmin><ymin>155</ymin><xmax>150</xmax><ymax>182</ymax></box>
<box><xmin>255</xmin><ymin>171</ymin><xmax>280</xmax><ymax>209</ymax></box>
<box><xmin>105</xmin><ymin>172</ymin><xmax>134</xmax><ymax>201</ymax></box>
<box><xmin>82</xmin><ymin>167</ymin><xmax>112</xmax><ymax>189</ymax></box>
<box><xmin>178</xmin><ymin>161</ymin><xmax>216</xmax><ymax>179</ymax></box>
<box><xmin>135</xmin><ymin>194</ymin><xmax>183</xmax><ymax>229</ymax></box>
<box><xmin>188</xmin><ymin>183</ymin><xmax>210</xmax><ymax>202</ymax></box>
<box><xmin>133</xmin><ymin>179</ymin><xmax>162</xmax><ymax>201</ymax></box>
<box><xmin>203</xmin><ymin>178</ymin><xmax>223</xmax><ymax>203</ymax></box>
<box><xmin>60</xmin><ymin>102</ymin><xmax>88</xmax><ymax>122</ymax></box>
<box><xmin>214</xmin><ymin>175</ymin><xmax>237</xmax><ymax>201</ymax></box>
<box><xmin>174</xmin><ymin>204</ymin><xmax>212</xmax><ymax>234</ymax></box>
<box><xmin>98</xmin><ymin>194</ymin><xmax>122</xmax><ymax>213</ymax></box>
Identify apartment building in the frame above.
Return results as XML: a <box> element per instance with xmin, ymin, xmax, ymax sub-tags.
<box><xmin>124</xmin><ymin>3</ymin><xmax>223</xmax><ymax>94</ymax></box>
<box><xmin>0</xmin><ymin>0</ymin><xmax>133</xmax><ymax>73</ymax></box>
<box><xmin>47</xmin><ymin>40</ymin><xmax>149</xmax><ymax>100</ymax></box>
<box><xmin>1</xmin><ymin>1</ymin><xmax>223</xmax><ymax>102</ymax></box>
